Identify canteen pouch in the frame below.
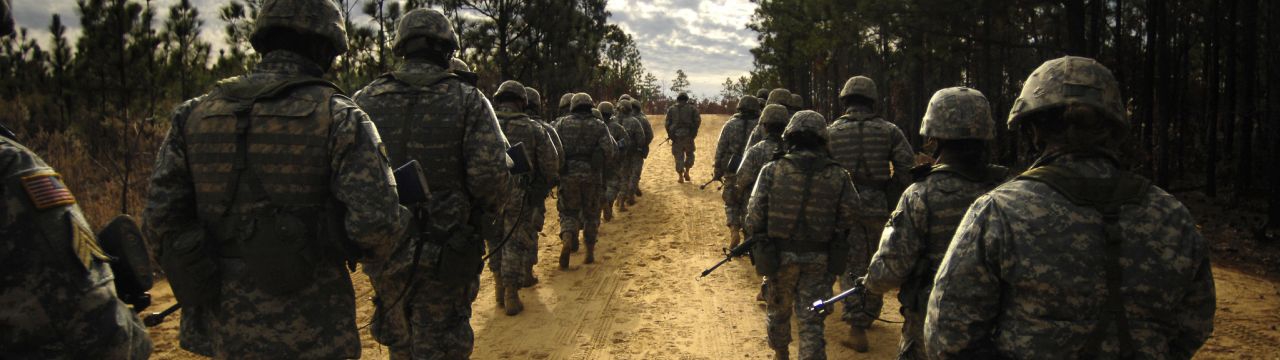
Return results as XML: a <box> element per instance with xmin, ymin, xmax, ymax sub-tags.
<box><xmin>750</xmin><ymin>236</ymin><xmax>780</xmax><ymax>276</ymax></box>
<box><xmin>242</xmin><ymin>210</ymin><xmax>317</xmax><ymax>295</ymax></box>
<box><xmin>160</xmin><ymin>229</ymin><xmax>220</xmax><ymax>308</ymax></box>
<box><xmin>434</xmin><ymin>224</ymin><xmax>485</xmax><ymax>287</ymax></box>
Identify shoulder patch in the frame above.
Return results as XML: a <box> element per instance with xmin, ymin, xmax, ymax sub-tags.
<box><xmin>21</xmin><ymin>170</ymin><xmax>76</xmax><ymax>210</ymax></box>
<box><xmin>71</xmin><ymin>213</ymin><xmax>109</xmax><ymax>270</ymax></box>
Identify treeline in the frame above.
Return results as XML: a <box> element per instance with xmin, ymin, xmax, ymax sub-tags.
<box><xmin>0</xmin><ymin>0</ymin><xmax>658</xmax><ymax>226</ymax></box>
<box><xmin>734</xmin><ymin>0</ymin><xmax>1279</xmax><ymax>237</ymax></box>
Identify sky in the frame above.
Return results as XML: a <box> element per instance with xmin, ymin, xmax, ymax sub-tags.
<box><xmin>11</xmin><ymin>0</ymin><xmax>759</xmax><ymax>97</ymax></box>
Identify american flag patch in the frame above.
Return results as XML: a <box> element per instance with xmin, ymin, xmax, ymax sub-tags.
<box><xmin>21</xmin><ymin>171</ymin><xmax>77</xmax><ymax>209</ymax></box>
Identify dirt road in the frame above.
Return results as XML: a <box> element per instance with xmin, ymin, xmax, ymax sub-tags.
<box><xmin>147</xmin><ymin>115</ymin><xmax>1280</xmax><ymax>359</ymax></box>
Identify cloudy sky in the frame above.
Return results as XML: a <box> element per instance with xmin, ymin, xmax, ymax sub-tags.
<box><xmin>11</xmin><ymin>0</ymin><xmax>758</xmax><ymax>97</ymax></box>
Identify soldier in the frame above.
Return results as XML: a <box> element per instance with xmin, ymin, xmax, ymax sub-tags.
<box><xmin>487</xmin><ymin>80</ymin><xmax>558</xmax><ymax>316</ymax></box>
<box><xmin>713</xmin><ymin>95</ymin><xmax>761</xmax><ymax>248</ymax></box>
<box><xmin>756</xmin><ymin>88</ymin><xmax>772</xmax><ymax>101</ymax></box>
<box><xmin>524</xmin><ymin>86</ymin><xmax>561</xmax><ymax>287</ymax></box>
<box><xmin>735</xmin><ymin>104</ymin><xmax>790</xmax><ymax>236</ymax></box>
<box><xmin>352</xmin><ymin>8</ymin><xmax>511</xmax><ymax>358</ymax></box>
<box><xmin>628</xmin><ymin>98</ymin><xmax>654</xmax><ymax>197</ymax></box>
<box><xmin>924</xmin><ymin>57</ymin><xmax>1216</xmax><ymax>358</ymax></box>
<box><xmin>827</xmin><ymin>75</ymin><xmax>914</xmax><ymax>349</ymax></box>
<box><xmin>143</xmin><ymin>0</ymin><xmax>411</xmax><ymax>357</ymax></box>
<box><xmin>789</xmin><ymin>93</ymin><xmax>805</xmax><ymax>112</ymax></box>
<box><xmin>665</xmin><ymin>92</ymin><xmax>701</xmax><ymax>183</ymax></box>
<box><xmin>746</xmin><ymin>110</ymin><xmax>859</xmax><ymax>360</ymax></box>
<box><xmin>1</xmin><ymin>1</ymin><xmax>151</xmax><ymax>356</ymax></box>
<box><xmin>558</xmin><ymin>93</ymin><xmax>575</xmax><ymax>120</ymax></box>
<box><xmin>745</xmin><ymin>88</ymin><xmax>793</xmax><ymax>150</ymax></box>
<box><xmin>598</xmin><ymin>101</ymin><xmax>630</xmax><ymax>221</ymax></box>
<box><xmin>555</xmin><ymin>93</ymin><xmax>617</xmax><ymax>268</ymax></box>
<box><xmin>859</xmin><ymin>87</ymin><xmax>1008</xmax><ymax>358</ymax></box>
<box><xmin>616</xmin><ymin>99</ymin><xmax>646</xmax><ymax>210</ymax></box>
<box><xmin>448</xmin><ymin>58</ymin><xmax>479</xmax><ymax>86</ymax></box>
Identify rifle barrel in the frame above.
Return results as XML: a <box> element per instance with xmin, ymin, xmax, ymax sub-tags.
<box><xmin>143</xmin><ymin>303</ymin><xmax>181</xmax><ymax>327</ymax></box>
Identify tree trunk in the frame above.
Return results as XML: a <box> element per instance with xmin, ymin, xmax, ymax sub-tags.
<box><xmin>1236</xmin><ymin>0</ymin><xmax>1257</xmax><ymax>193</ymax></box>
<box><xmin>1206</xmin><ymin>0</ymin><xmax>1220</xmax><ymax>197</ymax></box>
<box><xmin>1066</xmin><ymin>0</ymin><xmax>1087</xmax><ymax>55</ymax></box>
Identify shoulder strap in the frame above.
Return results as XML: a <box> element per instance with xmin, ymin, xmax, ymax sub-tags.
<box><xmin>1016</xmin><ymin>165</ymin><xmax>1150</xmax><ymax>357</ymax></box>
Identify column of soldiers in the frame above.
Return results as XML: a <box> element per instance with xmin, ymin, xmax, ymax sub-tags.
<box><xmin>719</xmin><ymin>60</ymin><xmax>1215</xmax><ymax>358</ymax></box>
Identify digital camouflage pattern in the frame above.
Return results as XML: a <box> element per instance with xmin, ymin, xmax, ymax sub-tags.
<box><xmin>714</xmin><ymin>96</ymin><xmax>760</xmax><ymax>228</ymax></box>
<box><xmin>746</xmin><ymin>142</ymin><xmax>858</xmax><ymax>360</ymax></box>
<box><xmin>1008</xmin><ymin>56</ymin><xmax>1128</xmax><ymax>129</ymax></box>
<box><xmin>925</xmin><ymin>155</ymin><xmax>1215</xmax><ymax>359</ymax></box>
<box><xmin>618</xmin><ymin>100</ymin><xmax>651</xmax><ymax>204</ymax></box>
<box><xmin>664</xmin><ymin>99</ymin><xmax>701</xmax><ymax>174</ymax></box>
<box><xmin>352</xmin><ymin>56</ymin><xmax>511</xmax><ymax>357</ymax></box>
<box><xmin>839</xmin><ymin>76</ymin><xmax>879</xmax><ymax>103</ymax></box>
<box><xmin>449</xmin><ymin>57</ymin><xmax>470</xmax><ymax>72</ymax></box>
<box><xmin>250</xmin><ymin>0</ymin><xmax>348</xmax><ymax>56</ymax></box>
<box><xmin>490</xmin><ymin>83</ymin><xmax>558</xmax><ymax>292</ymax></box>
<box><xmin>599</xmin><ymin>103</ymin><xmax>630</xmax><ymax>213</ymax></box>
<box><xmin>144</xmin><ymin>50</ymin><xmax>409</xmax><ymax>358</ymax></box>
<box><xmin>555</xmin><ymin>110</ymin><xmax>617</xmax><ymax>250</ymax></box>
<box><xmin>745</xmin><ymin>89</ymin><xmax>795</xmax><ymax>152</ymax></box>
<box><xmin>524</xmin><ymin>86</ymin><xmax>558</xmax><ymax>279</ymax></box>
<box><xmin>733</xmin><ymin>104</ymin><xmax>788</xmax><ymax>218</ymax></box>
<box><xmin>766</xmin><ymin>88</ymin><xmax>792</xmax><ymax>106</ymax></box>
<box><xmin>827</xmin><ymin>105</ymin><xmax>914</xmax><ymax>217</ymax></box>
<box><xmin>862</xmin><ymin>164</ymin><xmax>1008</xmax><ymax>359</ymax></box>
<box><xmin>393</xmin><ymin>8</ymin><xmax>459</xmax><ymax>55</ymax></box>
<box><xmin>2</xmin><ymin>137</ymin><xmax>152</xmax><ymax>359</ymax></box>
<box><xmin>920</xmin><ymin>87</ymin><xmax>996</xmax><ymax>141</ymax></box>
<box><xmin>788</xmin><ymin>93</ymin><xmax>804</xmax><ymax>111</ymax></box>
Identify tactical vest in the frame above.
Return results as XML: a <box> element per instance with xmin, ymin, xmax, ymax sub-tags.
<box><xmin>498</xmin><ymin>112</ymin><xmax>543</xmax><ymax>177</ymax></box>
<box><xmin>765</xmin><ymin>154</ymin><xmax>847</xmax><ymax>248</ymax></box>
<box><xmin>355</xmin><ymin>71</ymin><xmax>467</xmax><ymax>194</ymax></box>
<box><xmin>667</xmin><ymin>104</ymin><xmax>697</xmax><ymax>138</ymax></box>
<box><xmin>829</xmin><ymin>113</ymin><xmax>897</xmax><ymax>188</ymax></box>
<box><xmin>185</xmin><ymin>76</ymin><xmax>341</xmax><ymax>220</ymax></box>
<box><xmin>557</xmin><ymin>114</ymin><xmax>604</xmax><ymax>167</ymax></box>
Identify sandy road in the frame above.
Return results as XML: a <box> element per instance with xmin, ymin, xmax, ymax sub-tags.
<box><xmin>147</xmin><ymin>115</ymin><xmax>1280</xmax><ymax>359</ymax></box>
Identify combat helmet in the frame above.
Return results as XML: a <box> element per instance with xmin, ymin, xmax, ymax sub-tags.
<box><xmin>920</xmin><ymin>87</ymin><xmax>995</xmax><ymax>141</ymax></box>
<box><xmin>766</xmin><ymin>89</ymin><xmax>791</xmax><ymax>106</ymax></box>
<box><xmin>524</xmin><ymin>87</ymin><xmax>542</xmax><ymax>112</ymax></box>
<box><xmin>571</xmin><ymin>93</ymin><xmax>594</xmax><ymax>112</ymax></box>
<box><xmin>559</xmin><ymin>93</ymin><xmax>574</xmax><ymax>110</ymax></box>
<box><xmin>759</xmin><ymin>104</ymin><xmax>790</xmax><ymax>127</ymax></box>
<box><xmin>598</xmin><ymin>101</ymin><xmax>615</xmax><ymax>115</ymax></box>
<box><xmin>755</xmin><ymin>88</ymin><xmax>770</xmax><ymax>100</ymax></box>
<box><xmin>1008</xmin><ymin>56</ymin><xmax>1126</xmax><ymax>129</ymax></box>
<box><xmin>737</xmin><ymin>95</ymin><xmax>761</xmax><ymax>113</ymax></box>
<box><xmin>250</xmin><ymin>0</ymin><xmax>348</xmax><ymax>58</ymax></box>
<box><xmin>616</xmin><ymin>99</ymin><xmax>632</xmax><ymax>114</ymax></box>
<box><xmin>619</xmin><ymin>94</ymin><xmax>634</xmax><ymax>102</ymax></box>
<box><xmin>393</xmin><ymin>8</ymin><xmax>459</xmax><ymax>57</ymax></box>
<box><xmin>493</xmin><ymin>80</ymin><xmax>527</xmax><ymax>106</ymax></box>
<box><xmin>788</xmin><ymin>93</ymin><xmax>804</xmax><ymax>110</ymax></box>
<box><xmin>449</xmin><ymin>58</ymin><xmax>471</xmax><ymax>72</ymax></box>
<box><xmin>839</xmin><ymin>76</ymin><xmax>878</xmax><ymax>104</ymax></box>
<box><xmin>677</xmin><ymin>92</ymin><xmax>690</xmax><ymax>102</ymax></box>
<box><xmin>783</xmin><ymin>111</ymin><xmax>829</xmax><ymax>143</ymax></box>
<box><xmin>592</xmin><ymin>108</ymin><xmax>603</xmax><ymax>119</ymax></box>
<box><xmin>630</xmin><ymin>99</ymin><xmax>644</xmax><ymax>113</ymax></box>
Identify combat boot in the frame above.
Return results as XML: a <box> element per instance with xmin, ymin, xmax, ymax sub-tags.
<box><xmin>603</xmin><ymin>205</ymin><xmax>614</xmax><ymax>222</ymax></box>
<box><xmin>683</xmin><ymin>169</ymin><xmax>692</xmax><ymax>182</ymax></box>
<box><xmin>635</xmin><ymin>186</ymin><xmax>642</xmax><ymax>197</ymax></box>
<box><xmin>558</xmin><ymin>244</ymin><xmax>571</xmax><ymax>270</ymax></box>
<box><xmin>494</xmin><ymin>278</ymin><xmax>505</xmax><ymax>307</ymax></box>
<box><xmin>585</xmin><ymin>243</ymin><xmax>596</xmax><ymax>264</ymax></box>
<box><xmin>773</xmin><ymin>348</ymin><xmax>789</xmax><ymax>360</ymax></box>
<box><xmin>503</xmin><ymin>287</ymin><xmax>524</xmax><ymax>316</ymax></box>
<box><xmin>522</xmin><ymin>273</ymin><xmax>538</xmax><ymax>288</ymax></box>
<box><xmin>848</xmin><ymin>326</ymin><xmax>869</xmax><ymax>353</ymax></box>
<box><xmin>619</xmin><ymin>199</ymin><xmax>628</xmax><ymax>212</ymax></box>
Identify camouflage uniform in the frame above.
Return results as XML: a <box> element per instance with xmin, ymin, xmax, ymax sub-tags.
<box><xmin>862</xmin><ymin>87</ymin><xmax>1006</xmax><ymax>359</ymax></box>
<box><xmin>746</xmin><ymin>111</ymin><xmax>860</xmax><ymax>360</ymax></box>
<box><xmin>664</xmin><ymin>94</ymin><xmax>701</xmax><ymax>180</ymax></box>
<box><xmin>925</xmin><ymin>57</ymin><xmax>1216</xmax><ymax>359</ymax></box>
<box><xmin>627</xmin><ymin>100</ymin><xmax>654</xmax><ymax>198</ymax></box>
<box><xmin>351</xmin><ymin>8</ymin><xmax>511</xmax><ymax>359</ymax></box>
<box><xmin>827</xmin><ymin>76</ymin><xmax>913</xmax><ymax>329</ymax></box>
<box><xmin>597</xmin><ymin>102</ymin><xmax>630</xmax><ymax>219</ymax></box>
<box><xmin>554</xmin><ymin>94</ymin><xmax>617</xmax><ymax>267</ymax></box>
<box><xmin>2</xmin><ymin>137</ymin><xmax>152</xmax><ymax>359</ymax></box>
<box><xmin>734</xmin><ymin>104</ymin><xmax>789</xmax><ymax>225</ymax></box>
<box><xmin>525</xmin><ymin>87</ymin><xmax>560</xmax><ymax>283</ymax></box>
<box><xmin>745</xmin><ymin>88</ymin><xmax>794</xmax><ymax>150</ymax></box>
<box><xmin>617</xmin><ymin>99</ymin><xmax>649</xmax><ymax>207</ymax></box>
<box><xmin>714</xmin><ymin>96</ymin><xmax>760</xmax><ymax>237</ymax></box>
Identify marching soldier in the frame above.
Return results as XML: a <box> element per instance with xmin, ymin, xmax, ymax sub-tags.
<box><xmin>524</xmin><ymin>86</ymin><xmax>561</xmax><ymax>287</ymax></box>
<box><xmin>598</xmin><ymin>102</ymin><xmax>630</xmax><ymax>221</ymax></box>
<box><xmin>714</xmin><ymin>95</ymin><xmax>761</xmax><ymax>248</ymax></box>
<box><xmin>555</xmin><ymin>94</ymin><xmax>617</xmax><ymax>268</ymax></box>
<box><xmin>665</xmin><ymin>92</ymin><xmax>701</xmax><ymax>183</ymax></box>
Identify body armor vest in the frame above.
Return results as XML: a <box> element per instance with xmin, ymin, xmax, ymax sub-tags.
<box><xmin>556</xmin><ymin>113</ymin><xmax>606</xmax><ymax>168</ymax></box>
<box><xmin>829</xmin><ymin>113</ymin><xmax>896</xmax><ymax>187</ymax></box>
<box><xmin>355</xmin><ymin>72</ymin><xmax>467</xmax><ymax>195</ymax></box>
<box><xmin>765</xmin><ymin>154</ymin><xmax>846</xmax><ymax>244</ymax></box>
<box><xmin>498</xmin><ymin>113</ymin><xmax>543</xmax><ymax>177</ymax></box>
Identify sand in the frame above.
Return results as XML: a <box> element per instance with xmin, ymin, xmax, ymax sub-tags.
<box><xmin>145</xmin><ymin>114</ymin><xmax>1280</xmax><ymax>359</ymax></box>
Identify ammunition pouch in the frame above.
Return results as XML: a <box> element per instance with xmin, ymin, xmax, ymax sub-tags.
<box><xmin>750</xmin><ymin>236</ymin><xmax>780</xmax><ymax>276</ymax></box>
<box><xmin>160</xmin><ymin>229</ymin><xmax>220</xmax><ymax>308</ymax></box>
<box><xmin>242</xmin><ymin>207</ymin><xmax>321</xmax><ymax>295</ymax></box>
<box><xmin>433</xmin><ymin>223</ymin><xmax>485</xmax><ymax>287</ymax></box>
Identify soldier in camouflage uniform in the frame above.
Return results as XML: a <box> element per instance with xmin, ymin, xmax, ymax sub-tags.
<box><xmin>665</xmin><ymin>92</ymin><xmax>701</xmax><ymax>183</ymax></box>
<box><xmin>597</xmin><ymin>102</ymin><xmax>630</xmax><ymax>221</ymax></box>
<box><xmin>745</xmin><ymin>88</ymin><xmax>794</xmax><ymax>150</ymax></box>
<box><xmin>789</xmin><ymin>93</ymin><xmax>805</xmax><ymax>112</ymax></box>
<box><xmin>756</xmin><ymin>88</ymin><xmax>772</xmax><ymax>101</ymax></box>
<box><xmin>1</xmin><ymin>4</ymin><xmax>151</xmax><ymax>357</ymax></box>
<box><xmin>924</xmin><ymin>57</ymin><xmax>1216</xmax><ymax>359</ymax></box>
<box><xmin>144</xmin><ymin>1</ymin><xmax>412</xmax><ymax>357</ymax></box>
<box><xmin>524</xmin><ymin>86</ymin><xmax>561</xmax><ymax>287</ymax></box>
<box><xmin>746</xmin><ymin>111</ymin><xmax>860</xmax><ymax>360</ymax></box>
<box><xmin>616</xmin><ymin>98</ymin><xmax>646</xmax><ymax>209</ymax></box>
<box><xmin>826</xmin><ymin>76</ymin><xmax>914</xmax><ymax>347</ymax></box>
<box><xmin>860</xmin><ymin>87</ymin><xmax>1008</xmax><ymax>358</ymax></box>
<box><xmin>555</xmin><ymin>94</ymin><xmax>617</xmax><ymax>268</ymax></box>
<box><xmin>714</xmin><ymin>95</ymin><xmax>761</xmax><ymax>248</ymax></box>
<box><xmin>487</xmin><ymin>80</ymin><xmax>558</xmax><ymax>316</ymax></box>
<box><xmin>735</xmin><ymin>104</ymin><xmax>789</xmax><ymax>235</ymax></box>
<box><xmin>627</xmin><ymin>98</ymin><xmax>654</xmax><ymax>198</ymax></box>
<box><xmin>352</xmin><ymin>9</ymin><xmax>511</xmax><ymax>359</ymax></box>
<box><xmin>557</xmin><ymin>93</ymin><xmax>575</xmax><ymax>120</ymax></box>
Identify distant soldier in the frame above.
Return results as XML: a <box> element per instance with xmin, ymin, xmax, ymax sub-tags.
<box><xmin>557</xmin><ymin>93</ymin><xmax>575</xmax><ymax>120</ymax></box>
<box><xmin>925</xmin><ymin>56</ymin><xmax>1216</xmax><ymax>359</ymax></box>
<box><xmin>617</xmin><ymin>98</ymin><xmax>650</xmax><ymax>208</ymax></box>
<box><xmin>746</xmin><ymin>111</ymin><xmax>860</xmax><ymax>360</ymax></box>
<box><xmin>353</xmin><ymin>8</ymin><xmax>511</xmax><ymax>358</ymax></box>
<box><xmin>860</xmin><ymin>87</ymin><xmax>1008</xmax><ymax>358</ymax></box>
<box><xmin>756</xmin><ymin>88</ymin><xmax>772</xmax><ymax>101</ymax></box>
<box><xmin>745</xmin><ymin>88</ymin><xmax>794</xmax><ymax>150</ymax></box>
<box><xmin>144</xmin><ymin>0</ymin><xmax>411</xmax><ymax>357</ymax></box>
<box><xmin>827</xmin><ymin>75</ymin><xmax>914</xmax><ymax>349</ymax></box>
<box><xmin>628</xmin><ymin>98</ymin><xmax>654</xmax><ymax>197</ymax></box>
<box><xmin>488</xmin><ymin>80</ymin><xmax>558</xmax><ymax>316</ymax></box>
<box><xmin>714</xmin><ymin>95</ymin><xmax>761</xmax><ymax>248</ymax></box>
<box><xmin>598</xmin><ymin>102</ymin><xmax>630</xmax><ymax>221</ymax></box>
<box><xmin>789</xmin><ymin>93</ymin><xmax>805</xmax><ymax>112</ymax></box>
<box><xmin>524</xmin><ymin>86</ymin><xmax>561</xmax><ymax>286</ymax></box>
<box><xmin>1</xmin><ymin>2</ymin><xmax>151</xmax><ymax>357</ymax></box>
<box><xmin>555</xmin><ymin>94</ymin><xmax>617</xmax><ymax>268</ymax></box>
<box><xmin>665</xmin><ymin>92</ymin><xmax>702</xmax><ymax>183</ymax></box>
<box><xmin>448</xmin><ymin>57</ymin><xmax>479</xmax><ymax>86</ymax></box>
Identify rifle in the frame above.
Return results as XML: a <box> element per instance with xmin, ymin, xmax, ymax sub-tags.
<box><xmin>809</xmin><ymin>282</ymin><xmax>865</xmax><ymax>315</ymax></box>
<box><xmin>143</xmin><ymin>303</ymin><xmax>180</xmax><ymax>327</ymax></box>
<box><xmin>699</xmin><ymin>176</ymin><xmax>722</xmax><ymax>190</ymax></box>
<box><xmin>658</xmin><ymin>137</ymin><xmax>671</xmax><ymax>146</ymax></box>
<box><xmin>698</xmin><ymin>235</ymin><xmax>759</xmax><ymax>278</ymax></box>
